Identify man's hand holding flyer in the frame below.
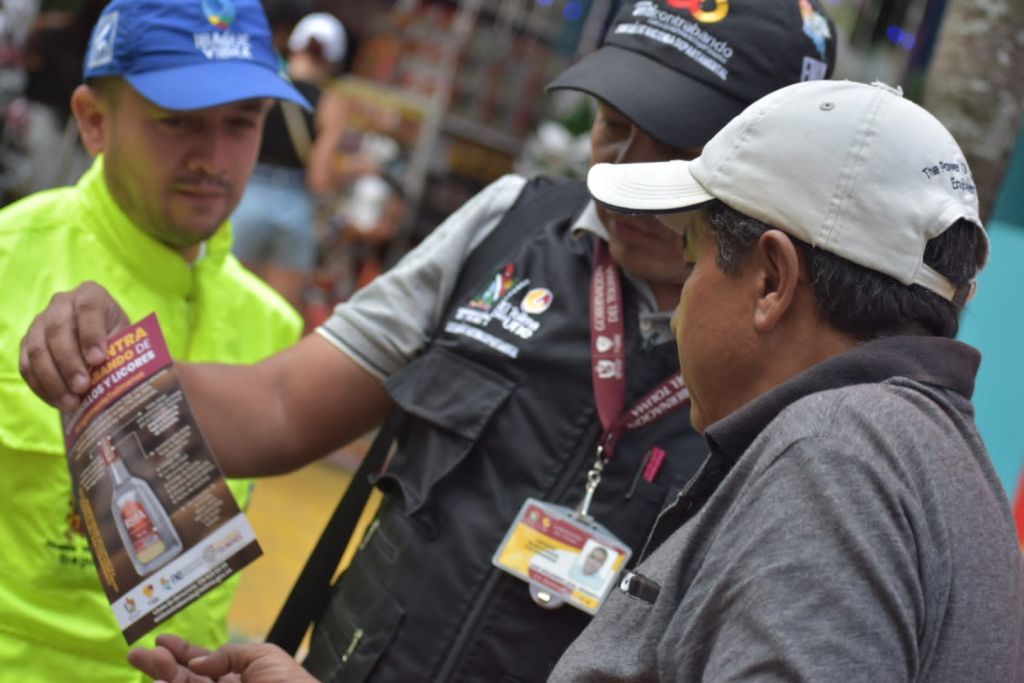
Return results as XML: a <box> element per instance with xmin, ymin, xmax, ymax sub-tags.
<box><xmin>62</xmin><ymin>314</ymin><xmax>262</xmax><ymax>643</ymax></box>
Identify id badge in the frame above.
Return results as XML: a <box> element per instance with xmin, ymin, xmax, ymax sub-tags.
<box><xmin>492</xmin><ymin>498</ymin><xmax>632</xmax><ymax>614</ymax></box>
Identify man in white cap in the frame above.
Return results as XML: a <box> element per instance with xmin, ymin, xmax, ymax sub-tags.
<box><xmin>551</xmin><ymin>79</ymin><xmax>1023</xmax><ymax>681</ymax></box>
<box><xmin>0</xmin><ymin>0</ymin><xmax>308</xmax><ymax>679</ymax></box>
<box><xmin>21</xmin><ymin>1</ymin><xmax>840</xmax><ymax>680</ymax></box>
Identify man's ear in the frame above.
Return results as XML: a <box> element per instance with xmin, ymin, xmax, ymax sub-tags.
<box><xmin>70</xmin><ymin>84</ymin><xmax>110</xmax><ymax>157</ymax></box>
<box><xmin>752</xmin><ymin>229</ymin><xmax>802</xmax><ymax>333</ymax></box>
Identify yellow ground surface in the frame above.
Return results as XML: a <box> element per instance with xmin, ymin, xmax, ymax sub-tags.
<box><xmin>227</xmin><ymin>459</ymin><xmax>353</xmax><ymax>643</ymax></box>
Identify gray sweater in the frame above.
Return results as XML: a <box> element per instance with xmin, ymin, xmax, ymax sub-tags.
<box><xmin>551</xmin><ymin>336</ymin><xmax>1023</xmax><ymax>682</ymax></box>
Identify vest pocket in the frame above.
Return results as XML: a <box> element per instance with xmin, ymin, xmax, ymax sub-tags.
<box><xmin>303</xmin><ymin>550</ymin><xmax>405</xmax><ymax>682</ymax></box>
<box><xmin>378</xmin><ymin>347</ymin><xmax>515</xmax><ymax>515</ymax></box>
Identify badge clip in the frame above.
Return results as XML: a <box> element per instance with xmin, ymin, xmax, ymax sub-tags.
<box><xmin>574</xmin><ymin>444</ymin><xmax>607</xmax><ymax>521</ymax></box>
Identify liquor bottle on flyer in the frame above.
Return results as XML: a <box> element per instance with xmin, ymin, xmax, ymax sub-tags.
<box><xmin>99</xmin><ymin>436</ymin><xmax>182</xmax><ymax>576</ymax></box>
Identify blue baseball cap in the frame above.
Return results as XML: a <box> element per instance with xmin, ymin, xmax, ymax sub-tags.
<box><xmin>83</xmin><ymin>0</ymin><xmax>311</xmax><ymax>111</ymax></box>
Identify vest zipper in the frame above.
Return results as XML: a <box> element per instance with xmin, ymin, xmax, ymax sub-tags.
<box><xmin>432</xmin><ymin>409</ymin><xmax>603</xmax><ymax>681</ymax></box>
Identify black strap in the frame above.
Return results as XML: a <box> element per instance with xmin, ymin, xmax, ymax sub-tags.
<box><xmin>265</xmin><ymin>175</ymin><xmax>588</xmax><ymax>654</ymax></box>
<box><xmin>265</xmin><ymin>410</ymin><xmax>403</xmax><ymax>654</ymax></box>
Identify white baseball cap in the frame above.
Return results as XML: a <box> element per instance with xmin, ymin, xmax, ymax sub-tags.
<box><xmin>288</xmin><ymin>12</ymin><xmax>347</xmax><ymax>65</ymax></box>
<box><xmin>587</xmin><ymin>80</ymin><xmax>989</xmax><ymax>302</ymax></box>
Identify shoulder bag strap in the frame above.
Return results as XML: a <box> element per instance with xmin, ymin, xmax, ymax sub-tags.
<box><xmin>281</xmin><ymin>101</ymin><xmax>313</xmax><ymax>166</ymax></box>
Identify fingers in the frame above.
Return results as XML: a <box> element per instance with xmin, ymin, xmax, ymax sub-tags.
<box><xmin>188</xmin><ymin>643</ymin><xmax>314</xmax><ymax>682</ymax></box>
<box><xmin>187</xmin><ymin>643</ymin><xmax>269</xmax><ymax>677</ymax></box>
<box><xmin>77</xmin><ymin>280</ymin><xmax>130</xmax><ymax>363</ymax></box>
<box><xmin>155</xmin><ymin>633</ymin><xmax>212</xmax><ymax>663</ymax></box>
<box><xmin>136</xmin><ymin>637</ymin><xmax>309</xmax><ymax>682</ymax></box>
<box><xmin>17</xmin><ymin>281</ymin><xmax>128</xmax><ymax>411</ymax></box>
<box><xmin>127</xmin><ymin>645</ymin><xmax>212</xmax><ymax>683</ymax></box>
<box><xmin>20</xmin><ymin>291</ymin><xmax>88</xmax><ymax>411</ymax></box>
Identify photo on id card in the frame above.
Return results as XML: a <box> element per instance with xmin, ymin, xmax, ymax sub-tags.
<box><xmin>492</xmin><ymin>498</ymin><xmax>631</xmax><ymax>614</ymax></box>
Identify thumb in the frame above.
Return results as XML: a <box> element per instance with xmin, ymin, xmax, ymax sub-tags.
<box><xmin>188</xmin><ymin>643</ymin><xmax>307</xmax><ymax>680</ymax></box>
<box><xmin>187</xmin><ymin>646</ymin><xmax>251</xmax><ymax>678</ymax></box>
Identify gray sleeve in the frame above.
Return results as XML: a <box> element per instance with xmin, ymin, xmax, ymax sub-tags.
<box><xmin>316</xmin><ymin>174</ymin><xmax>528</xmax><ymax>379</ymax></box>
<box><xmin>673</xmin><ymin>437</ymin><xmax>924</xmax><ymax>682</ymax></box>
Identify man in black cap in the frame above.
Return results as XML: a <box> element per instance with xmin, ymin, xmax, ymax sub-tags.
<box><xmin>21</xmin><ymin>1</ymin><xmax>837</xmax><ymax>680</ymax></box>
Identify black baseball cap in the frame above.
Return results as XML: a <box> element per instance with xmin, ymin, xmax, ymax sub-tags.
<box><xmin>548</xmin><ymin>0</ymin><xmax>837</xmax><ymax>149</ymax></box>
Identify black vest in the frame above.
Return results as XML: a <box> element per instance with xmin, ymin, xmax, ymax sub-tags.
<box><xmin>303</xmin><ymin>178</ymin><xmax>709</xmax><ymax>682</ymax></box>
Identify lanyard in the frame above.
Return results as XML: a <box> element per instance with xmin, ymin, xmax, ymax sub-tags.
<box><xmin>578</xmin><ymin>240</ymin><xmax>690</xmax><ymax>517</ymax></box>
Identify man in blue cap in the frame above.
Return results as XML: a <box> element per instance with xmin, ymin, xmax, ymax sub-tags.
<box><xmin>0</xmin><ymin>0</ymin><xmax>309</xmax><ymax>680</ymax></box>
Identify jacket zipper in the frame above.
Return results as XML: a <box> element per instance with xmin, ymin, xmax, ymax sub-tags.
<box><xmin>633</xmin><ymin>452</ymin><xmax>710</xmax><ymax>566</ymax></box>
<box><xmin>184</xmin><ymin>242</ymin><xmax>206</xmax><ymax>356</ymax></box>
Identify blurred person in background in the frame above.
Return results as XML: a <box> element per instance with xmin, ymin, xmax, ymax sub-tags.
<box><xmin>0</xmin><ymin>0</ymin><xmax>38</xmax><ymax>49</ymax></box>
<box><xmin>23</xmin><ymin>1</ymin><xmax>838</xmax><ymax>680</ymax></box>
<box><xmin>0</xmin><ymin>0</ymin><xmax>39</xmax><ymax>203</ymax></box>
<box><xmin>231</xmin><ymin>11</ymin><xmax>352</xmax><ymax>311</ymax></box>
<box><xmin>12</xmin><ymin>0</ymin><xmax>105</xmax><ymax>196</ymax></box>
<box><xmin>320</xmin><ymin>169</ymin><xmax>407</xmax><ymax>307</ymax></box>
<box><xmin>0</xmin><ymin>0</ymin><xmax>306</xmax><ymax>680</ymax></box>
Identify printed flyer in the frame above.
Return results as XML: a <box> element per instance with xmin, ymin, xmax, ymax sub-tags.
<box><xmin>62</xmin><ymin>313</ymin><xmax>262</xmax><ymax>643</ymax></box>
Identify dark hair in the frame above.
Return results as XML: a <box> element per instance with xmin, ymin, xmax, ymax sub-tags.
<box><xmin>705</xmin><ymin>202</ymin><xmax>979</xmax><ymax>339</ymax></box>
<box><xmin>85</xmin><ymin>76</ymin><xmax>123</xmax><ymax>106</ymax></box>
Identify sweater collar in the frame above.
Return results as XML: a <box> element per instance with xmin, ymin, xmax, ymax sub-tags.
<box><xmin>704</xmin><ymin>335</ymin><xmax>980</xmax><ymax>461</ymax></box>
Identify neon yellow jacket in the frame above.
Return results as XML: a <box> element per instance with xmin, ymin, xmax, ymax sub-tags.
<box><xmin>0</xmin><ymin>157</ymin><xmax>302</xmax><ymax>682</ymax></box>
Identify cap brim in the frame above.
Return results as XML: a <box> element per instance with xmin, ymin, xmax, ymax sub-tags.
<box><xmin>547</xmin><ymin>45</ymin><xmax>747</xmax><ymax>150</ymax></box>
<box><xmin>587</xmin><ymin>160</ymin><xmax>715</xmax><ymax>222</ymax></box>
<box><xmin>126</xmin><ymin>62</ymin><xmax>312</xmax><ymax>112</ymax></box>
